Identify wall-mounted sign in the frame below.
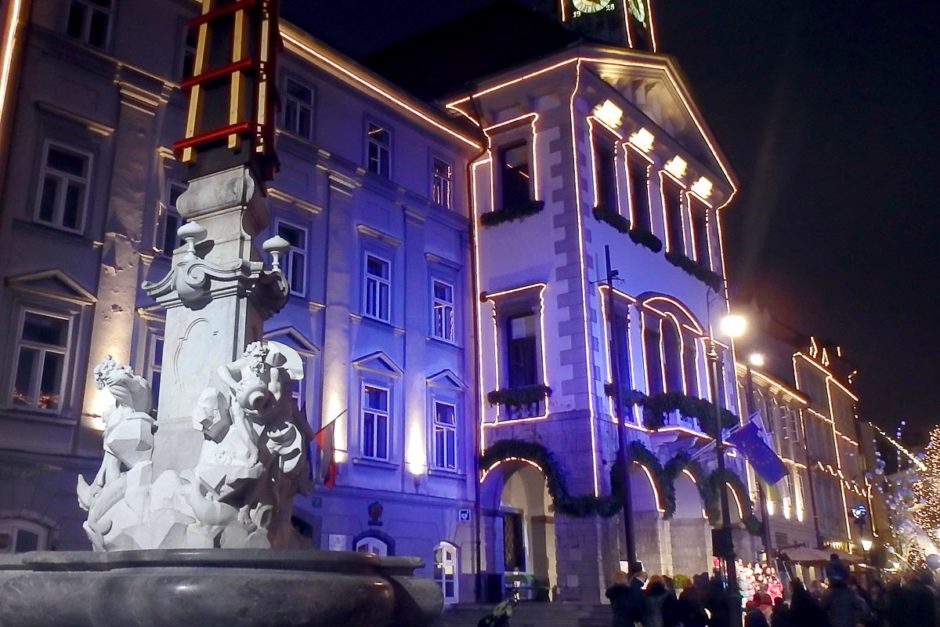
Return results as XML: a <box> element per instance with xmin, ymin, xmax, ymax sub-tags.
<box><xmin>458</xmin><ymin>508</ymin><xmax>472</xmax><ymax>522</ymax></box>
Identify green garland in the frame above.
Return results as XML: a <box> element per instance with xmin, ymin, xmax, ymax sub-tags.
<box><xmin>629</xmin><ymin>227</ymin><xmax>663</xmax><ymax>253</ymax></box>
<box><xmin>479</xmin><ymin>439</ymin><xmax>622</xmax><ymax>518</ymax></box>
<box><xmin>486</xmin><ymin>384</ymin><xmax>552</xmax><ymax>410</ymax></box>
<box><xmin>663</xmin><ymin>452</ymin><xmax>714</xmax><ymax>519</ymax></box>
<box><xmin>480</xmin><ymin>199</ymin><xmax>546</xmax><ymax>227</ymax></box>
<box><xmin>664</xmin><ymin>251</ymin><xmax>723</xmax><ymax>291</ymax></box>
<box><xmin>627</xmin><ymin>441</ymin><xmax>673</xmax><ymax>516</ymax></box>
<box><xmin>703</xmin><ymin>468</ymin><xmax>764</xmax><ymax>536</ymax></box>
<box><xmin>480</xmin><ymin>440</ymin><xmax>761</xmax><ymax>535</ymax></box>
<box><xmin>592</xmin><ymin>205</ymin><xmax>631</xmax><ymax>234</ymax></box>
<box><xmin>604</xmin><ymin>388</ymin><xmax>739</xmax><ymax>434</ymax></box>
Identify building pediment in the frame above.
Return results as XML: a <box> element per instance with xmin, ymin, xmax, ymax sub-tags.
<box><xmin>583</xmin><ymin>49</ymin><xmax>737</xmax><ymax>197</ymax></box>
<box><xmin>6</xmin><ymin>270</ymin><xmax>97</xmax><ymax>305</ymax></box>
<box><xmin>264</xmin><ymin>326</ymin><xmax>319</xmax><ymax>356</ymax></box>
<box><xmin>352</xmin><ymin>351</ymin><xmax>403</xmax><ymax>378</ymax></box>
<box><xmin>427</xmin><ymin>369</ymin><xmax>466</xmax><ymax>391</ymax></box>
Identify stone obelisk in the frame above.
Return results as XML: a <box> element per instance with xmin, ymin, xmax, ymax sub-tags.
<box><xmin>144</xmin><ymin>0</ymin><xmax>284</xmax><ymax>477</ymax></box>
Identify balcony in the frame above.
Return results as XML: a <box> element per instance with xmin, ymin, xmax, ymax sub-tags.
<box><xmin>487</xmin><ymin>384</ymin><xmax>551</xmax><ymax>420</ymax></box>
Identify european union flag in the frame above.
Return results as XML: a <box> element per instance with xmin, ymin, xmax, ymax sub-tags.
<box><xmin>727</xmin><ymin>419</ymin><xmax>788</xmax><ymax>484</ymax></box>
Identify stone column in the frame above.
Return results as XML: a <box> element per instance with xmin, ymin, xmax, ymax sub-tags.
<box><xmin>144</xmin><ymin>165</ymin><xmax>275</xmax><ymax>476</ymax></box>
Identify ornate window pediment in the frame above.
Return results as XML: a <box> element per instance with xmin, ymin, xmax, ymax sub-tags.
<box><xmin>6</xmin><ymin>270</ymin><xmax>96</xmax><ymax>306</ymax></box>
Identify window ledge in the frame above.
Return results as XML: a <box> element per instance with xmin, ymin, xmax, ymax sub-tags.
<box><xmin>428</xmin><ymin>468</ymin><xmax>465</xmax><ymax>480</ymax></box>
<box><xmin>0</xmin><ymin>407</ymin><xmax>76</xmax><ymax>426</ymax></box>
<box><xmin>428</xmin><ymin>336</ymin><xmax>462</xmax><ymax>350</ymax></box>
<box><xmin>352</xmin><ymin>457</ymin><xmax>398</xmax><ymax>470</ymax></box>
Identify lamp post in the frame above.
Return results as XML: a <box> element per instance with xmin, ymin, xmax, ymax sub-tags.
<box><xmin>743</xmin><ymin>352</ymin><xmax>775</xmax><ymax>568</ymax></box>
<box><xmin>707</xmin><ymin>313</ymin><xmax>747</xmax><ymax>627</ymax></box>
<box><xmin>605</xmin><ymin>246</ymin><xmax>637</xmax><ymax>567</ymax></box>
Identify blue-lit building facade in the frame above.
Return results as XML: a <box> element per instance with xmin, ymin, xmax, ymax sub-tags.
<box><xmin>0</xmin><ymin>0</ymin><xmax>881</xmax><ymax>606</ymax></box>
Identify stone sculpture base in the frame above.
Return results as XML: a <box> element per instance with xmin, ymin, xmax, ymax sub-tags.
<box><xmin>0</xmin><ymin>549</ymin><xmax>442</xmax><ymax>627</ymax></box>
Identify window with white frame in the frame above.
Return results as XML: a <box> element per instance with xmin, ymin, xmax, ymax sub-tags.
<box><xmin>355</xmin><ymin>536</ymin><xmax>388</xmax><ymax>556</ymax></box>
<box><xmin>35</xmin><ymin>143</ymin><xmax>91</xmax><ymax>233</ymax></box>
<box><xmin>363</xmin><ymin>254</ymin><xmax>391</xmax><ymax>322</ymax></box>
<box><xmin>66</xmin><ymin>0</ymin><xmax>112</xmax><ymax>49</ymax></box>
<box><xmin>434</xmin><ymin>542</ymin><xmax>459</xmax><ymax>604</ymax></box>
<box><xmin>361</xmin><ymin>384</ymin><xmax>390</xmax><ymax>461</ymax></box>
<box><xmin>276</xmin><ymin>220</ymin><xmax>308</xmax><ymax>297</ymax></box>
<box><xmin>0</xmin><ymin>519</ymin><xmax>50</xmax><ymax>553</ymax></box>
<box><xmin>366</xmin><ymin>122</ymin><xmax>391</xmax><ymax>178</ymax></box>
<box><xmin>283</xmin><ymin>78</ymin><xmax>314</xmax><ymax>140</ymax></box>
<box><xmin>432</xmin><ymin>158</ymin><xmax>453</xmax><ymax>208</ymax></box>
<box><xmin>432</xmin><ymin>401</ymin><xmax>457</xmax><ymax>471</ymax></box>
<box><xmin>432</xmin><ymin>280</ymin><xmax>455</xmax><ymax>342</ymax></box>
<box><xmin>11</xmin><ymin>311</ymin><xmax>71</xmax><ymax>411</ymax></box>
<box><xmin>160</xmin><ymin>183</ymin><xmax>186</xmax><ymax>255</ymax></box>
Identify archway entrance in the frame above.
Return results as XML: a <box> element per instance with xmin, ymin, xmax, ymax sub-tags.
<box><xmin>480</xmin><ymin>459</ymin><xmax>557</xmax><ymax>600</ymax></box>
<box><xmin>669</xmin><ymin>470</ymin><xmax>712</xmax><ymax>576</ymax></box>
<box><xmin>631</xmin><ymin>462</ymin><xmax>667</xmax><ymax>574</ymax></box>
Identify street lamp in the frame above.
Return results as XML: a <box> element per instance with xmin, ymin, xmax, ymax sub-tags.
<box><xmin>706</xmin><ymin>313</ymin><xmax>747</xmax><ymax>627</ymax></box>
<box><xmin>860</xmin><ymin>538</ymin><xmax>873</xmax><ymax>552</ymax></box>
<box><xmin>747</xmin><ymin>352</ymin><xmax>766</xmax><ymax>368</ymax></box>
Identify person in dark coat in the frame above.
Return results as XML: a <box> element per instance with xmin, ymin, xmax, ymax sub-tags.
<box><xmin>606</xmin><ymin>567</ymin><xmax>647</xmax><ymax>627</ymax></box>
<box><xmin>789</xmin><ymin>579</ymin><xmax>828</xmax><ymax>627</ymax></box>
<box><xmin>770</xmin><ymin>596</ymin><xmax>794</xmax><ymax>627</ymax></box>
<box><xmin>705</xmin><ymin>570</ymin><xmax>732</xmax><ymax>627</ymax></box>
<box><xmin>677</xmin><ymin>581</ymin><xmax>710</xmax><ymax>627</ymax></box>
<box><xmin>644</xmin><ymin>575</ymin><xmax>679</xmax><ymax>627</ymax></box>
<box><xmin>821</xmin><ymin>579</ymin><xmax>866</xmax><ymax>627</ymax></box>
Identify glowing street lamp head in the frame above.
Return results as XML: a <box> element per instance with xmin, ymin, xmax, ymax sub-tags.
<box><xmin>860</xmin><ymin>538</ymin><xmax>873</xmax><ymax>552</ymax></box>
<box><xmin>748</xmin><ymin>353</ymin><xmax>766</xmax><ymax>368</ymax></box>
<box><xmin>719</xmin><ymin>314</ymin><xmax>747</xmax><ymax>339</ymax></box>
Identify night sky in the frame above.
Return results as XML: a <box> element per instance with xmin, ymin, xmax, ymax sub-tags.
<box><xmin>285</xmin><ymin>1</ymin><xmax>940</xmax><ymax>436</ymax></box>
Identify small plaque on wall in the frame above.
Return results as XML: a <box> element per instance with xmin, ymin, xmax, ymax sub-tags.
<box><xmin>328</xmin><ymin>533</ymin><xmax>347</xmax><ymax>552</ymax></box>
<box><xmin>458</xmin><ymin>508</ymin><xmax>472</xmax><ymax>522</ymax></box>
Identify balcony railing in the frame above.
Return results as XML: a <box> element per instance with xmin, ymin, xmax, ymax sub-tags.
<box><xmin>487</xmin><ymin>384</ymin><xmax>552</xmax><ymax>420</ymax></box>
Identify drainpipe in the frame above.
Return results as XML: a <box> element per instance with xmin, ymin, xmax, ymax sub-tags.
<box><xmin>464</xmin><ymin>88</ymin><xmax>490</xmax><ymax>602</ymax></box>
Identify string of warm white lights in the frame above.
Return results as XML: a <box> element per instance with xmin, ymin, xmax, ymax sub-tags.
<box><xmin>872</xmin><ymin>424</ymin><xmax>927</xmax><ymax>471</ymax></box>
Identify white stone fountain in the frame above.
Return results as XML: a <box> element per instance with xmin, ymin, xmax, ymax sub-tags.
<box><xmin>0</xmin><ymin>166</ymin><xmax>441</xmax><ymax>627</ymax></box>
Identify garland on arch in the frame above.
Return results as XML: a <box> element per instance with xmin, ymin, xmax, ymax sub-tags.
<box><xmin>702</xmin><ymin>468</ymin><xmax>764</xmax><ymax>536</ymax></box>
<box><xmin>603</xmin><ymin>386</ymin><xmax>738</xmax><ymax>434</ymax></box>
<box><xmin>479</xmin><ymin>439</ymin><xmax>623</xmax><ymax>518</ymax></box>
<box><xmin>627</xmin><ymin>441</ymin><xmax>673</xmax><ymax>517</ymax></box>
<box><xmin>663</xmin><ymin>451</ymin><xmax>713</xmax><ymax>519</ymax></box>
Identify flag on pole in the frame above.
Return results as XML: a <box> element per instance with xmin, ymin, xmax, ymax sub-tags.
<box><xmin>727</xmin><ymin>415</ymin><xmax>788</xmax><ymax>484</ymax></box>
<box><xmin>313</xmin><ymin>410</ymin><xmax>344</xmax><ymax>489</ymax></box>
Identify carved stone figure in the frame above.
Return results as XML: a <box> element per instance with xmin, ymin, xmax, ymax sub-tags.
<box><xmin>77</xmin><ymin>356</ymin><xmax>156</xmax><ymax>550</ymax></box>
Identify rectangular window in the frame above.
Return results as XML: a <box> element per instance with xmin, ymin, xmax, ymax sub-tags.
<box><xmin>690</xmin><ymin>196</ymin><xmax>711</xmax><ymax>269</ymax></box>
<box><xmin>149</xmin><ymin>334</ymin><xmax>163</xmax><ymax>411</ymax></box>
<box><xmin>506</xmin><ymin>313</ymin><xmax>538</xmax><ymax>388</ymax></box>
<box><xmin>594</xmin><ymin>133</ymin><xmax>618</xmax><ymax>210</ymax></box>
<box><xmin>11</xmin><ymin>311</ymin><xmax>70</xmax><ymax>411</ymax></box>
<box><xmin>499</xmin><ymin>142</ymin><xmax>531</xmax><ymax>210</ymax></box>
<box><xmin>432</xmin><ymin>158</ymin><xmax>453</xmax><ymax>208</ymax></box>
<box><xmin>284</xmin><ymin>79</ymin><xmax>314</xmax><ymax>140</ymax></box>
<box><xmin>433</xmin><ymin>401</ymin><xmax>457</xmax><ymax>471</ymax></box>
<box><xmin>364</xmin><ymin>254</ymin><xmax>391</xmax><ymax>322</ymax></box>
<box><xmin>627</xmin><ymin>152</ymin><xmax>651</xmax><ymax>232</ymax></box>
<box><xmin>181</xmin><ymin>24</ymin><xmax>198</xmax><ymax>80</ymax></box>
<box><xmin>366</xmin><ymin>122</ymin><xmax>391</xmax><ymax>178</ymax></box>
<box><xmin>277</xmin><ymin>221</ymin><xmax>308</xmax><ymax>297</ymax></box>
<box><xmin>160</xmin><ymin>183</ymin><xmax>186</xmax><ymax>255</ymax></box>
<box><xmin>663</xmin><ymin>177</ymin><xmax>685</xmax><ymax>253</ymax></box>
<box><xmin>66</xmin><ymin>0</ymin><xmax>111</xmax><ymax>49</ymax></box>
<box><xmin>362</xmin><ymin>384</ymin><xmax>389</xmax><ymax>460</ymax></box>
<box><xmin>35</xmin><ymin>143</ymin><xmax>91</xmax><ymax>233</ymax></box>
<box><xmin>432</xmin><ymin>280</ymin><xmax>455</xmax><ymax>342</ymax></box>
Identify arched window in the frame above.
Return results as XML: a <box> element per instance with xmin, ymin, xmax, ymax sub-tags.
<box><xmin>0</xmin><ymin>519</ymin><xmax>49</xmax><ymax>553</ymax></box>
<box><xmin>682</xmin><ymin>332</ymin><xmax>699</xmax><ymax>397</ymax></box>
<box><xmin>355</xmin><ymin>536</ymin><xmax>388</xmax><ymax>557</ymax></box>
<box><xmin>662</xmin><ymin>318</ymin><xmax>683</xmax><ymax>393</ymax></box>
<box><xmin>638</xmin><ymin>295</ymin><xmax>705</xmax><ymax>400</ymax></box>
<box><xmin>643</xmin><ymin>314</ymin><xmax>663</xmax><ymax>394</ymax></box>
<box><xmin>434</xmin><ymin>542</ymin><xmax>459</xmax><ymax>604</ymax></box>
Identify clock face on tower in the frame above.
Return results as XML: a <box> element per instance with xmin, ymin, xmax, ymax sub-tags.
<box><xmin>572</xmin><ymin>0</ymin><xmax>615</xmax><ymax>15</ymax></box>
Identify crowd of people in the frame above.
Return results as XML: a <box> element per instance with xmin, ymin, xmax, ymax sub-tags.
<box><xmin>605</xmin><ymin>556</ymin><xmax>940</xmax><ymax>627</ymax></box>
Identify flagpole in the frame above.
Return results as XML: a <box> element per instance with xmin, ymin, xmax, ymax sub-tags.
<box><xmin>312</xmin><ymin>409</ymin><xmax>347</xmax><ymax>438</ymax></box>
